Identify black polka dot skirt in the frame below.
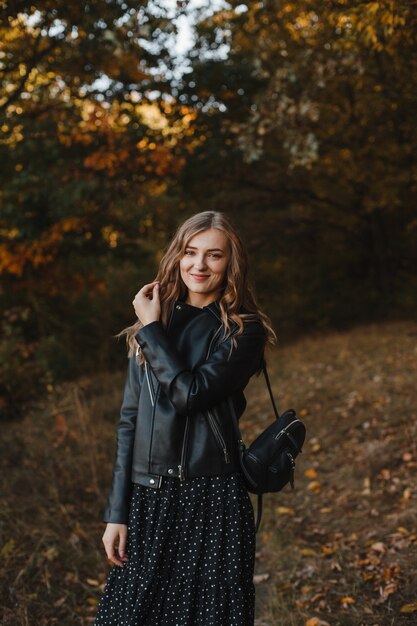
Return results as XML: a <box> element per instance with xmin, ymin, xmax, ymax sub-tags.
<box><xmin>94</xmin><ymin>471</ymin><xmax>256</xmax><ymax>626</ymax></box>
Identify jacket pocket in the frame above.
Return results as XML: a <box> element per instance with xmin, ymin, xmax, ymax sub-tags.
<box><xmin>206</xmin><ymin>409</ymin><xmax>230</xmax><ymax>464</ymax></box>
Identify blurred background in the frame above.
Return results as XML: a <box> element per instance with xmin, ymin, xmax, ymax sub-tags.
<box><xmin>1</xmin><ymin>1</ymin><xmax>416</xmax><ymax>625</ymax></box>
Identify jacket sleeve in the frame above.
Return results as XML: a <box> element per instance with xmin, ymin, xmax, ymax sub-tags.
<box><xmin>102</xmin><ymin>354</ymin><xmax>141</xmax><ymax>524</ymax></box>
<box><xmin>135</xmin><ymin>318</ymin><xmax>266</xmax><ymax>415</ymax></box>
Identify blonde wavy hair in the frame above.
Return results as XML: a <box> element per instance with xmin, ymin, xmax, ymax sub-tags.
<box><xmin>115</xmin><ymin>211</ymin><xmax>277</xmax><ymax>362</ymax></box>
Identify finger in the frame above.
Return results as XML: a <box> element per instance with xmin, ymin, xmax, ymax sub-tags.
<box><xmin>118</xmin><ymin>529</ymin><xmax>127</xmax><ymax>558</ymax></box>
<box><xmin>106</xmin><ymin>549</ymin><xmax>123</xmax><ymax>565</ymax></box>
<box><xmin>113</xmin><ymin>544</ymin><xmax>128</xmax><ymax>566</ymax></box>
<box><xmin>103</xmin><ymin>538</ymin><xmax>122</xmax><ymax>567</ymax></box>
<box><xmin>135</xmin><ymin>283</ymin><xmax>158</xmax><ymax>300</ymax></box>
<box><xmin>140</xmin><ymin>281</ymin><xmax>160</xmax><ymax>292</ymax></box>
<box><xmin>103</xmin><ymin>542</ymin><xmax>117</xmax><ymax>565</ymax></box>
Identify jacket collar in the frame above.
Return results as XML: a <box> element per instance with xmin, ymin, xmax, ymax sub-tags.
<box><xmin>173</xmin><ymin>296</ymin><xmax>241</xmax><ymax>339</ymax></box>
<box><xmin>174</xmin><ymin>296</ymin><xmax>222</xmax><ymax>322</ymax></box>
<box><xmin>204</xmin><ymin>299</ymin><xmax>223</xmax><ymax>322</ymax></box>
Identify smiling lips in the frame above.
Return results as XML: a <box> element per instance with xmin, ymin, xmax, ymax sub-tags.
<box><xmin>191</xmin><ymin>274</ymin><xmax>210</xmax><ymax>281</ymax></box>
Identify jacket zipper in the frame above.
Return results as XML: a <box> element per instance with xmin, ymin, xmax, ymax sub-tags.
<box><xmin>205</xmin><ymin>323</ymin><xmax>230</xmax><ymax>464</ymax></box>
<box><xmin>207</xmin><ymin>409</ymin><xmax>230</xmax><ymax>464</ymax></box>
<box><xmin>205</xmin><ymin>324</ymin><xmax>223</xmax><ymax>359</ymax></box>
<box><xmin>144</xmin><ymin>359</ymin><xmax>155</xmax><ymax>406</ymax></box>
<box><xmin>274</xmin><ymin>419</ymin><xmax>303</xmax><ymax>441</ymax></box>
<box><xmin>178</xmin><ymin>414</ymin><xmax>190</xmax><ymax>480</ymax></box>
<box><xmin>177</xmin><ymin>320</ymin><xmax>224</xmax><ymax>480</ymax></box>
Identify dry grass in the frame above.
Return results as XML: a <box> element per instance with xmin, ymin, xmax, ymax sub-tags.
<box><xmin>250</xmin><ymin>320</ymin><xmax>417</xmax><ymax>626</ymax></box>
<box><xmin>1</xmin><ymin>320</ymin><xmax>416</xmax><ymax>625</ymax></box>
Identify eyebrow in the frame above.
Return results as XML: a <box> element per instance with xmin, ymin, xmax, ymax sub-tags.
<box><xmin>185</xmin><ymin>246</ymin><xmax>224</xmax><ymax>252</ymax></box>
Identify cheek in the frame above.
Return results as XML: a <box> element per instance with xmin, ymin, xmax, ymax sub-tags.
<box><xmin>179</xmin><ymin>258</ymin><xmax>189</xmax><ymax>274</ymax></box>
<box><xmin>212</xmin><ymin>260</ymin><xmax>228</xmax><ymax>278</ymax></box>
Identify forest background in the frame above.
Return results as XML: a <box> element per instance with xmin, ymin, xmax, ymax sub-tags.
<box><xmin>1</xmin><ymin>1</ymin><xmax>416</xmax><ymax>625</ymax></box>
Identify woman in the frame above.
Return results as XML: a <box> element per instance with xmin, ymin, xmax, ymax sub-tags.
<box><xmin>94</xmin><ymin>211</ymin><xmax>276</xmax><ymax>626</ymax></box>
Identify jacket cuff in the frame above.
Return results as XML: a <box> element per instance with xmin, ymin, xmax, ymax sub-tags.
<box><xmin>102</xmin><ymin>509</ymin><xmax>129</xmax><ymax>525</ymax></box>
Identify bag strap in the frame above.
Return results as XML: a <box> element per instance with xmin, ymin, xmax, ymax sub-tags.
<box><xmin>227</xmin><ymin>358</ymin><xmax>279</xmax><ymax>533</ymax></box>
<box><xmin>262</xmin><ymin>359</ymin><xmax>280</xmax><ymax>420</ymax></box>
<box><xmin>228</xmin><ymin>358</ymin><xmax>280</xmax><ymax>441</ymax></box>
<box><xmin>255</xmin><ymin>494</ymin><xmax>263</xmax><ymax>533</ymax></box>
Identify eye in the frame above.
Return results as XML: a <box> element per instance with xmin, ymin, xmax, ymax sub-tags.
<box><xmin>184</xmin><ymin>250</ymin><xmax>194</xmax><ymax>255</ymax></box>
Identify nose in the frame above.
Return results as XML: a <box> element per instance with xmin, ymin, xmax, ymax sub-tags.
<box><xmin>194</xmin><ymin>256</ymin><xmax>207</xmax><ymax>270</ymax></box>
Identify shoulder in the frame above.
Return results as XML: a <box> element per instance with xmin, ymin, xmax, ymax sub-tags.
<box><xmin>237</xmin><ymin>307</ymin><xmax>266</xmax><ymax>336</ymax></box>
<box><xmin>225</xmin><ymin>310</ymin><xmax>266</xmax><ymax>349</ymax></box>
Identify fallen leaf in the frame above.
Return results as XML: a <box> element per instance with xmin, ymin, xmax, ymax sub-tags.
<box><xmin>300</xmin><ymin>548</ymin><xmax>317</xmax><ymax>557</ymax></box>
<box><xmin>307</xmin><ymin>481</ymin><xmax>321</xmax><ymax>493</ymax></box>
<box><xmin>320</xmin><ymin>544</ymin><xmax>337</xmax><ymax>556</ymax></box>
<box><xmin>338</xmin><ymin>596</ymin><xmax>355</xmax><ymax>606</ymax></box>
<box><xmin>401</xmin><ymin>487</ymin><xmax>412</xmax><ymax>503</ymax></box>
<box><xmin>379</xmin><ymin>580</ymin><xmax>398</xmax><ymax>600</ymax></box>
<box><xmin>311</xmin><ymin>592</ymin><xmax>325</xmax><ymax>603</ymax></box>
<box><xmin>276</xmin><ymin>506</ymin><xmax>295</xmax><ymax>515</ymax></box>
<box><xmin>304</xmin><ymin>468</ymin><xmax>318</xmax><ymax>479</ymax></box>
<box><xmin>1</xmin><ymin>539</ymin><xmax>15</xmax><ymax>560</ymax></box>
<box><xmin>400</xmin><ymin>602</ymin><xmax>417</xmax><ymax>613</ymax></box>
<box><xmin>370</xmin><ymin>542</ymin><xmax>386</xmax><ymax>554</ymax></box>
<box><xmin>378</xmin><ymin>468</ymin><xmax>391</xmax><ymax>480</ymax></box>
<box><xmin>42</xmin><ymin>546</ymin><xmax>59</xmax><ymax>561</ymax></box>
<box><xmin>253</xmin><ymin>573</ymin><xmax>270</xmax><ymax>584</ymax></box>
<box><xmin>362</xmin><ymin>477</ymin><xmax>371</xmax><ymax>495</ymax></box>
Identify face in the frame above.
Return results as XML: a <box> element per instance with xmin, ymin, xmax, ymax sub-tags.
<box><xmin>179</xmin><ymin>228</ymin><xmax>231</xmax><ymax>306</ymax></box>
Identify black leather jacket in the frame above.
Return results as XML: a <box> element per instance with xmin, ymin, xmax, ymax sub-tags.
<box><xmin>103</xmin><ymin>297</ymin><xmax>267</xmax><ymax>524</ymax></box>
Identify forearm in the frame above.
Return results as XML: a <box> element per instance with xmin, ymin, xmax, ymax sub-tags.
<box><xmin>135</xmin><ymin>320</ymin><xmax>266</xmax><ymax>414</ymax></box>
<box><xmin>102</xmin><ymin>356</ymin><xmax>140</xmax><ymax>523</ymax></box>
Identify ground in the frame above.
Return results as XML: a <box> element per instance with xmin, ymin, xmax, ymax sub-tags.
<box><xmin>0</xmin><ymin>320</ymin><xmax>416</xmax><ymax>625</ymax></box>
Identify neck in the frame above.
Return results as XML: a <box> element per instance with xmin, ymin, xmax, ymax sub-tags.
<box><xmin>185</xmin><ymin>292</ymin><xmax>219</xmax><ymax>308</ymax></box>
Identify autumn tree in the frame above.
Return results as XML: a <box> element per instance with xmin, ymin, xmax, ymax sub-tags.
<box><xmin>0</xmin><ymin>1</ymin><xmax>186</xmax><ymax>415</ymax></box>
<box><xmin>176</xmin><ymin>0</ymin><xmax>417</xmax><ymax>327</ymax></box>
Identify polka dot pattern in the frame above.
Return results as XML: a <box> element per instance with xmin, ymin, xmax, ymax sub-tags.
<box><xmin>94</xmin><ymin>472</ymin><xmax>256</xmax><ymax>625</ymax></box>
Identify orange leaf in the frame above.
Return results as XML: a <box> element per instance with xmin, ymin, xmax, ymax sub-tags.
<box><xmin>307</xmin><ymin>480</ymin><xmax>321</xmax><ymax>493</ymax></box>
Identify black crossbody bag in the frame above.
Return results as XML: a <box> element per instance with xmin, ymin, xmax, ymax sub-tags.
<box><xmin>228</xmin><ymin>362</ymin><xmax>306</xmax><ymax>532</ymax></box>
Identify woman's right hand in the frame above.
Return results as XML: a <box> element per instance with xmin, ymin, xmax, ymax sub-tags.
<box><xmin>102</xmin><ymin>523</ymin><xmax>129</xmax><ymax>567</ymax></box>
<box><xmin>132</xmin><ymin>281</ymin><xmax>160</xmax><ymax>326</ymax></box>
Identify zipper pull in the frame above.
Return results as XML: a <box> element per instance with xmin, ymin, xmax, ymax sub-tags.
<box><xmin>224</xmin><ymin>449</ymin><xmax>230</xmax><ymax>463</ymax></box>
<box><xmin>178</xmin><ymin>464</ymin><xmax>184</xmax><ymax>481</ymax></box>
<box><xmin>287</xmin><ymin>453</ymin><xmax>295</xmax><ymax>489</ymax></box>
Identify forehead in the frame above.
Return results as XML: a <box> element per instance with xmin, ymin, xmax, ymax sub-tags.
<box><xmin>185</xmin><ymin>228</ymin><xmax>229</xmax><ymax>250</ymax></box>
